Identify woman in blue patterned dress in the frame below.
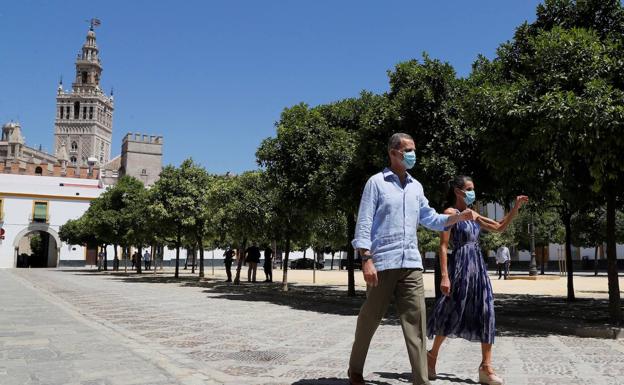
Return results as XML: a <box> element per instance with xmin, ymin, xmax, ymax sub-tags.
<box><xmin>426</xmin><ymin>175</ymin><xmax>528</xmax><ymax>385</ymax></box>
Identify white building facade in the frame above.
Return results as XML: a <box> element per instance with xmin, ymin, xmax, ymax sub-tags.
<box><xmin>0</xmin><ymin>174</ymin><xmax>103</xmax><ymax>268</ymax></box>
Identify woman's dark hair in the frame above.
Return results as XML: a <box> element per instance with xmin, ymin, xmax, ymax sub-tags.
<box><xmin>445</xmin><ymin>175</ymin><xmax>473</xmax><ymax>208</ymax></box>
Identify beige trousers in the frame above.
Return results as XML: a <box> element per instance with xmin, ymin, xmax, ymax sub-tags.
<box><xmin>349</xmin><ymin>268</ymin><xmax>428</xmax><ymax>385</ymax></box>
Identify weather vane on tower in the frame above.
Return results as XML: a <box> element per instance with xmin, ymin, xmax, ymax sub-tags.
<box><xmin>87</xmin><ymin>18</ymin><xmax>101</xmax><ymax>31</ymax></box>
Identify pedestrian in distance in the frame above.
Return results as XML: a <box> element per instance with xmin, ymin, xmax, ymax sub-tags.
<box><xmin>143</xmin><ymin>249</ymin><xmax>151</xmax><ymax>271</ymax></box>
<box><xmin>245</xmin><ymin>242</ymin><xmax>261</xmax><ymax>283</ymax></box>
<box><xmin>496</xmin><ymin>245</ymin><xmax>511</xmax><ymax>280</ymax></box>
<box><xmin>131</xmin><ymin>251</ymin><xmax>138</xmax><ymax>270</ymax></box>
<box><xmin>223</xmin><ymin>247</ymin><xmax>235</xmax><ymax>282</ymax></box>
<box><xmin>263</xmin><ymin>246</ymin><xmax>273</xmax><ymax>282</ymax></box>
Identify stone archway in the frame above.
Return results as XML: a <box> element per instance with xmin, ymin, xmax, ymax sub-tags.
<box><xmin>13</xmin><ymin>224</ymin><xmax>61</xmax><ymax>268</ymax></box>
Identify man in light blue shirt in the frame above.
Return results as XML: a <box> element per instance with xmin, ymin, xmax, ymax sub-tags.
<box><xmin>348</xmin><ymin>133</ymin><xmax>477</xmax><ymax>385</ymax></box>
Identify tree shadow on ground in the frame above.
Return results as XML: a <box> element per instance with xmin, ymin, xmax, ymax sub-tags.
<box><xmin>73</xmin><ymin>270</ymin><xmax>623</xmax><ymax>336</ymax></box>
<box><xmin>493</xmin><ymin>293</ymin><xmax>621</xmax><ymax>336</ymax></box>
<box><xmin>104</xmin><ymin>273</ymin><xmax>400</xmax><ymax>320</ymax></box>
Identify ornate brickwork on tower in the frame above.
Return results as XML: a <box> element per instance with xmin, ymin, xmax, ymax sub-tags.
<box><xmin>1</xmin><ymin>21</ymin><xmax>162</xmax><ymax>186</ymax></box>
<box><xmin>54</xmin><ymin>25</ymin><xmax>114</xmax><ymax>167</ymax></box>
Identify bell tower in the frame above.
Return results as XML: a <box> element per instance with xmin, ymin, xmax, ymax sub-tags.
<box><xmin>54</xmin><ymin>19</ymin><xmax>114</xmax><ymax>167</ymax></box>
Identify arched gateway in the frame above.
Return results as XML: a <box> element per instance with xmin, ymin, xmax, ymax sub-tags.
<box><xmin>13</xmin><ymin>224</ymin><xmax>61</xmax><ymax>268</ymax></box>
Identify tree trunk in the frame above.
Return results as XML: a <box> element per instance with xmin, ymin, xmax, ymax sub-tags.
<box><xmin>282</xmin><ymin>237</ymin><xmax>291</xmax><ymax>292</ymax></box>
<box><xmin>136</xmin><ymin>245</ymin><xmax>142</xmax><ymax>274</ymax></box>
<box><xmin>160</xmin><ymin>245</ymin><xmax>164</xmax><ymax>270</ymax></box>
<box><xmin>330</xmin><ymin>251</ymin><xmax>335</xmax><ymax>270</ymax></box>
<box><xmin>103</xmin><ymin>244</ymin><xmax>108</xmax><ymax>271</ymax></box>
<box><xmin>97</xmin><ymin>245</ymin><xmax>102</xmax><ymax>272</ymax></box>
<box><xmin>563</xmin><ymin>210</ymin><xmax>575</xmax><ymax>301</ymax></box>
<box><xmin>594</xmin><ymin>245</ymin><xmax>599</xmax><ymax>277</ymax></box>
<box><xmin>234</xmin><ymin>239</ymin><xmax>246</xmax><ymax>285</ymax></box>
<box><xmin>346</xmin><ymin>213</ymin><xmax>356</xmax><ymax>297</ymax></box>
<box><xmin>312</xmin><ymin>250</ymin><xmax>317</xmax><ymax>284</ymax></box>
<box><xmin>191</xmin><ymin>248</ymin><xmax>196</xmax><ymax>274</ymax></box>
<box><xmin>175</xmin><ymin>233</ymin><xmax>181</xmax><ymax>278</ymax></box>
<box><xmin>198</xmin><ymin>237</ymin><xmax>205</xmax><ymax>278</ymax></box>
<box><xmin>606</xmin><ymin>188</ymin><xmax>622</xmax><ymax>324</ymax></box>
<box><xmin>124</xmin><ymin>246</ymin><xmax>128</xmax><ymax>273</ymax></box>
<box><xmin>113</xmin><ymin>244</ymin><xmax>118</xmax><ymax>271</ymax></box>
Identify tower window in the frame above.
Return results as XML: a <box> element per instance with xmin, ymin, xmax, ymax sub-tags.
<box><xmin>82</xmin><ymin>107</ymin><xmax>87</xmax><ymax>119</ymax></box>
<box><xmin>71</xmin><ymin>141</ymin><xmax>78</xmax><ymax>151</ymax></box>
<box><xmin>89</xmin><ymin>106</ymin><xmax>94</xmax><ymax>119</ymax></box>
<box><xmin>35</xmin><ymin>166</ymin><xmax>43</xmax><ymax>176</ymax></box>
<box><xmin>59</xmin><ymin>106</ymin><xmax>64</xmax><ymax>119</ymax></box>
<box><xmin>70</xmin><ymin>156</ymin><xmax>77</xmax><ymax>165</ymax></box>
<box><xmin>74</xmin><ymin>102</ymin><xmax>80</xmax><ymax>119</ymax></box>
<box><xmin>66</xmin><ymin>106</ymin><xmax>70</xmax><ymax>119</ymax></box>
<box><xmin>141</xmin><ymin>169</ymin><xmax>147</xmax><ymax>176</ymax></box>
<box><xmin>81</xmin><ymin>71</ymin><xmax>88</xmax><ymax>84</ymax></box>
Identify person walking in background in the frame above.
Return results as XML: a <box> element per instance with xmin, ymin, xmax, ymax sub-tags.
<box><xmin>427</xmin><ymin>175</ymin><xmax>528</xmax><ymax>385</ymax></box>
<box><xmin>263</xmin><ymin>246</ymin><xmax>273</xmax><ymax>282</ymax></box>
<box><xmin>496</xmin><ymin>245</ymin><xmax>511</xmax><ymax>280</ymax></box>
<box><xmin>97</xmin><ymin>250</ymin><xmax>105</xmax><ymax>271</ymax></box>
<box><xmin>245</xmin><ymin>243</ymin><xmax>261</xmax><ymax>283</ymax></box>
<box><xmin>143</xmin><ymin>249</ymin><xmax>151</xmax><ymax>271</ymax></box>
<box><xmin>131</xmin><ymin>251</ymin><xmax>138</xmax><ymax>270</ymax></box>
<box><xmin>348</xmin><ymin>133</ymin><xmax>478</xmax><ymax>385</ymax></box>
<box><xmin>223</xmin><ymin>247</ymin><xmax>235</xmax><ymax>282</ymax></box>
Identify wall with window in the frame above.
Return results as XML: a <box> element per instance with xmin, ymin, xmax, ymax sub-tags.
<box><xmin>0</xmin><ymin>196</ymin><xmax>92</xmax><ymax>268</ymax></box>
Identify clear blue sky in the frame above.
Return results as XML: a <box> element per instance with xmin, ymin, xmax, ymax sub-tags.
<box><xmin>0</xmin><ymin>1</ymin><xmax>542</xmax><ymax>174</ymax></box>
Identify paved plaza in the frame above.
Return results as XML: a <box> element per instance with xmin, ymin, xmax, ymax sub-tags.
<box><xmin>1</xmin><ymin>268</ymin><xmax>623</xmax><ymax>385</ymax></box>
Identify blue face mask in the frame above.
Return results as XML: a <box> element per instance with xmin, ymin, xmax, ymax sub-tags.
<box><xmin>401</xmin><ymin>150</ymin><xmax>416</xmax><ymax>169</ymax></box>
<box><xmin>464</xmin><ymin>190</ymin><xmax>476</xmax><ymax>206</ymax></box>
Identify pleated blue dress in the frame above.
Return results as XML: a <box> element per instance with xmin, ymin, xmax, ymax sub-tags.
<box><xmin>427</xmin><ymin>217</ymin><xmax>496</xmax><ymax>344</ymax></box>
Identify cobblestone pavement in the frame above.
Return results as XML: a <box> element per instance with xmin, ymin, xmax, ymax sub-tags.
<box><xmin>1</xmin><ymin>269</ymin><xmax>623</xmax><ymax>385</ymax></box>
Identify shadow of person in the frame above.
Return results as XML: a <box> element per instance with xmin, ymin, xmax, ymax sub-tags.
<box><xmin>374</xmin><ymin>371</ymin><xmax>478</xmax><ymax>384</ymax></box>
<box><xmin>433</xmin><ymin>373</ymin><xmax>479</xmax><ymax>384</ymax></box>
<box><xmin>290</xmin><ymin>377</ymin><xmax>393</xmax><ymax>385</ymax></box>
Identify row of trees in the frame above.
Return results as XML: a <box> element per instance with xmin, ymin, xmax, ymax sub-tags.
<box><xmin>62</xmin><ymin>0</ymin><xmax>623</xmax><ymax>323</ymax></box>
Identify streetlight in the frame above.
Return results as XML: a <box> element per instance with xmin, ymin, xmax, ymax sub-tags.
<box><xmin>528</xmin><ymin>212</ymin><xmax>538</xmax><ymax>276</ymax></box>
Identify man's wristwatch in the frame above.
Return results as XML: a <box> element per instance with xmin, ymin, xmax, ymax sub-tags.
<box><xmin>361</xmin><ymin>253</ymin><xmax>373</xmax><ymax>261</ymax></box>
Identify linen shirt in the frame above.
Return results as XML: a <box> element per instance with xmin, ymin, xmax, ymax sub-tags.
<box><xmin>496</xmin><ymin>246</ymin><xmax>510</xmax><ymax>264</ymax></box>
<box><xmin>352</xmin><ymin>168</ymin><xmax>450</xmax><ymax>272</ymax></box>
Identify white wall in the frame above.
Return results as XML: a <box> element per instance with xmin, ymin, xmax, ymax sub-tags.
<box><xmin>0</xmin><ymin>196</ymin><xmax>93</xmax><ymax>267</ymax></box>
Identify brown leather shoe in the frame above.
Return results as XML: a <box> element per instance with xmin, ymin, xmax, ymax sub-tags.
<box><xmin>347</xmin><ymin>369</ymin><xmax>365</xmax><ymax>385</ymax></box>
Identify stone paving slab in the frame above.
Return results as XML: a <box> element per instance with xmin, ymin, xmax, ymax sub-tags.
<box><xmin>1</xmin><ymin>269</ymin><xmax>623</xmax><ymax>385</ymax></box>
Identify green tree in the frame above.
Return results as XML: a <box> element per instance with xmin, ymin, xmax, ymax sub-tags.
<box><xmin>316</xmin><ymin>92</ymin><xmax>391</xmax><ymax>295</ymax></box>
<box><xmin>176</xmin><ymin>159</ymin><xmax>213</xmax><ymax>278</ymax></box>
<box><xmin>466</xmin><ymin>24</ymin><xmax>613</xmax><ymax>304</ymax></box>
<box><xmin>483</xmin><ymin>0</ymin><xmax>624</xmax><ymax>321</ymax></box>
<box><xmin>257</xmin><ymin>104</ymin><xmax>353</xmax><ymax>291</ymax></box>
<box><xmin>151</xmin><ymin>165</ymin><xmax>196</xmax><ymax>278</ymax></box>
<box><xmin>210</xmin><ymin>171</ymin><xmax>273</xmax><ymax>284</ymax></box>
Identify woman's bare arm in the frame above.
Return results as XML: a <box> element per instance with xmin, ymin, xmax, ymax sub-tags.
<box><xmin>476</xmin><ymin>196</ymin><xmax>528</xmax><ymax>233</ymax></box>
<box><xmin>438</xmin><ymin>207</ymin><xmax>456</xmax><ymax>296</ymax></box>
